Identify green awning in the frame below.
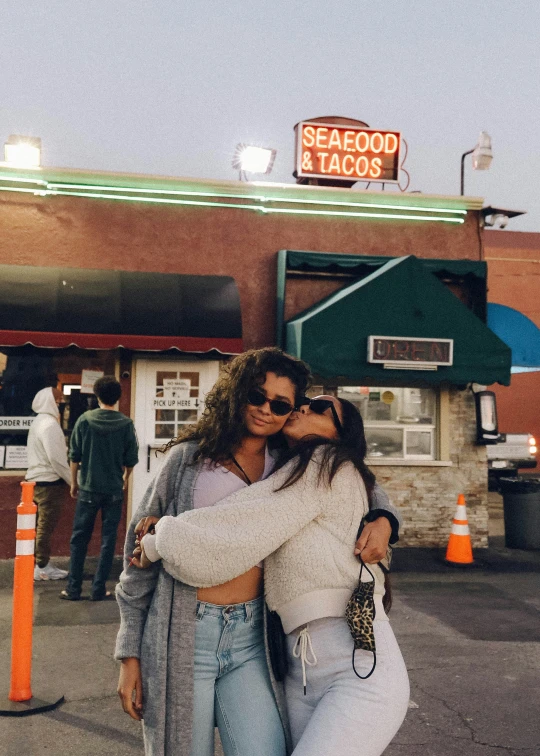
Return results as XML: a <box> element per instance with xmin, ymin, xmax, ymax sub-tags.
<box><xmin>286</xmin><ymin>255</ymin><xmax>511</xmax><ymax>386</ymax></box>
<box><xmin>285</xmin><ymin>250</ymin><xmax>487</xmax><ymax>281</ymax></box>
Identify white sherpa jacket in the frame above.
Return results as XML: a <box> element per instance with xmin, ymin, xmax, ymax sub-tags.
<box><xmin>153</xmin><ymin>451</ymin><xmax>386</xmax><ymax>633</ymax></box>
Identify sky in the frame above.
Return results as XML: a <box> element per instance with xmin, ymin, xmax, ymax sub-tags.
<box><xmin>1</xmin><ymin>1</ymin><xmax>539</xmax><ymax>231</ymax></box>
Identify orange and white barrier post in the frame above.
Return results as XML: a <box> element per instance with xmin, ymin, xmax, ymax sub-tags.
<box><xmin>2</xmin><ymin>481</ymin><xmax>64</xmax><ymax>717</ymax></box>
<box><xmin>9</xmin><ymin>481</ymin><xmax>37</xmax><ymax>702</ymax></box>
<box><xmin>445</xmin><ymin>493</ymin><xmax>474</xmax><ymax>565</ymax></box>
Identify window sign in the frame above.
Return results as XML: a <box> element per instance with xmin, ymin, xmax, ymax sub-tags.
<box><xmin>0</xmin><ymin>446</ymin><xmax>5</xmax><ymax>467</ymax></box>
<box><xmin>163</xmin><ymin>378</ymin><xmax>191</xmax><ymax>400</ymax></box>
<box><xmin>295</xmin><ymin>121</ymin><xmax>401</xmax><ymax>183</ymax></box>
<box><xmin>0</xmin><ymin>417</ymin><xmax>34</xmax><ymax>430</ymax></box>
<box><xmin>81</xmin><ymin>370</ymin><xmax>104</xmax><ymax>394</ymax></box>
<box><xmin>5</xmin><ymin>445</ymin><xmax>29</xmax><ymax>469</ymax></box>
<box><xmin>153</xmin><ymin>396</ymin><xmax>199</xmax><ymax>410</ymax></box>
<box><xmin>368</xmin><ymin>336</ymin><xmax>453</xmax><ymax>370</ymax></box>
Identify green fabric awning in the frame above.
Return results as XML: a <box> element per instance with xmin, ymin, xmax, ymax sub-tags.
<box><xmin>286</xmin><ymin>255</ymin><xmax>511</xmax><ymax>386</ymax></box>
<box><xmin>285</xmin><ymin>250</ymin><xmax>487</xmax><ymax>281</ymax></box>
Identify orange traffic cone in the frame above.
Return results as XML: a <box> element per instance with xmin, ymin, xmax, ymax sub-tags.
<box><xmin>445</xmin><ymin>494</ymin><xmax>474</xmax><ymax>565</ymax></box>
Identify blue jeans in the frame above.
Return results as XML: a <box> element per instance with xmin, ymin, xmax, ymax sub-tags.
<box><xmin>67</xmin><ymin>491</ymin><xmax>123</xmax><ymax>599</ymax></box>
<box><xmin>192</xmin><ymin>597</ymin><xmax>287</xmax><ymax>756</ymax></box>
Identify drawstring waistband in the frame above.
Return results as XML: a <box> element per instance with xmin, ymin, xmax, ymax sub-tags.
<box><xmin>292</xmin><ymin>626</ymin><xmax>318</xmax><ymax>695</ymax></box>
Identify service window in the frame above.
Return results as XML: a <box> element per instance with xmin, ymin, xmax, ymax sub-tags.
<box><xmin>0</xmin><ymin>346</ymin><xmax>115</xmax><ymax>470</ymax></box>
<box><xmin>337</xmin><ymin>386</ymin><xmax>438</xmax><ymax>461</ymax></box>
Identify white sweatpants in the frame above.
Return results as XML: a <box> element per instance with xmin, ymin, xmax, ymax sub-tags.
<box><xmin>285</xmin><ymin>617</ymin><xmax>410</xmax><ymax>756</ymax></box>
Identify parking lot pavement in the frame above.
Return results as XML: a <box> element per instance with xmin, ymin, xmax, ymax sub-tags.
<box><xmin>0</xmin><ymin>546</ymin><xmax>539</xmax><ymax>756</ymax></box>
<box><xmin>385</xmin><ymin>545</ymin><xmax>540</xmax><ymax>756</ymax></box>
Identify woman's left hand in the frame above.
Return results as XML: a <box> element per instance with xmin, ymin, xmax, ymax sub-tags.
<box><xmin>354</xmin><ymin>518</ymin><xmax>392</xmax><ymax>563</ymax></box>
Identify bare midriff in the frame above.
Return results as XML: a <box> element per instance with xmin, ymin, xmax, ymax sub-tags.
<box><xmin>197</xmin><ymin>565</ymin><xmax>263</xmax><ymax>605</ymax></box>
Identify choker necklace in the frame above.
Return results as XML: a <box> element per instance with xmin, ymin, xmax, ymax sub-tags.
<box><xmin>230</xmin><ymin>455</ymin><xmax>252</xmax><ymax>486</ymax></box>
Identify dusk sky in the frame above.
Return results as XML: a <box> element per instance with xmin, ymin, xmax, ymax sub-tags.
<box><xmin>1</xmin><ymin>1</ymin><xmax>539</xmax><ymax>230</ymax></box>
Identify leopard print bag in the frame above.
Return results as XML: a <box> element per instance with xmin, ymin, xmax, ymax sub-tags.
<box><xmin>345</xmin><ymin>559</ymin><xmax>377</xmax><ymax>679</ymax></box>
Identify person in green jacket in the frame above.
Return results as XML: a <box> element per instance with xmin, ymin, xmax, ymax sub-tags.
<box><xmin>61</xmin><ymin>376</ymin><xmax>139</xmax><ymax>601</ymax></box>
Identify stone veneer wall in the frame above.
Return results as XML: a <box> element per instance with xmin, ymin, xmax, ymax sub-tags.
<box><xmin>372</xmin><ymin>388</ymin><xmax>489</xmax><ymax>548</ymax></box>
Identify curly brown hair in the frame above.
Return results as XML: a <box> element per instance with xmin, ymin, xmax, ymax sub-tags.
<box><xmin>163</xmin><ymin>348</ymin><xmax>311</xmax><ymax>463</ymax></box>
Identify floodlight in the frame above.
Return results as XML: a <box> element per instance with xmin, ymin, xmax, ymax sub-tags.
<box><xmin>232</xmin><ymin>144</ymin><xmax>276</xmax><ymax>175</ymax></box>
<box><xmin>4</xmin><ymin>135</ymin><xmax>42</xmax><ymax>168</ymax></box>
<box><xmin>472</xmin><ymin>131</ymin><xmax>493</xmax><ymax>171</ymax></box>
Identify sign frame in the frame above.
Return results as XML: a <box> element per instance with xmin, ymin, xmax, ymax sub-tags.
<box><xmin>367</xmin><ymin>335</ymin><xmax>454</xmax><ymax>371</ymax></box>
<box><xmin>295</xmin><ymin>121</ymin><xmax>401</xmax><ymax>184</ymax></box>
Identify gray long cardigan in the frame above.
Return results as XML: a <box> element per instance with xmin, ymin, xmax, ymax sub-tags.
<box><xmin>115</xmin><ymin>441</ymin><xmax>401</xmax><ymax>756</ymax></box>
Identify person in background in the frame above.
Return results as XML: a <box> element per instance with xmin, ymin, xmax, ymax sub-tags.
<box><xmin>61</xmin><ymin>376</ymin><xmax>138</xmax><ymax>601</ymax></box>
<box><xmin>26</xmin><ymin>386</ymin><xmax>70</xmax><ymax>581</ymax></box>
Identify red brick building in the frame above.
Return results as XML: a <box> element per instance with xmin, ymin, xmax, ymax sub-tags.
<box><xmin>485</xmin><ymin>230</ymin><xmax>540</xmax><ymax>453</ymax></box>
<box><xmin>0</xmin><ymin>164</ymin><xmax>511</xmax><ymax>557</ymax></box>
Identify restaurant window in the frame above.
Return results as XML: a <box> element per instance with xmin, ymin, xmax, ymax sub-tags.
<box><xmin>337</xmin><ymin>386</ymin><xmax>438</xmax><ymax>461</ymax></box>
<box><xmin>0</xmin><ymin>347</ymin><xmax>116</xmax><ymax>470</ymax></box>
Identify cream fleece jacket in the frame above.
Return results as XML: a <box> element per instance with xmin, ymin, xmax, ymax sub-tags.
<box><xmin>153</xmin><ymin>452</ymin><xmax>386</xmax><ymax>633</ymax></box>
<box><xmin>25</xmin><ymin>388</ymin><xmax>71</xmax><ymax>485</ymax></box>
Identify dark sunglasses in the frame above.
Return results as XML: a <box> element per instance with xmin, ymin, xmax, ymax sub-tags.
<box><xmin>247</xmin><ymin>387</ymin><xmax>294</xmax><ymax>417</ymax></box>
<box><xmin>297</xmin><ymin>397</ymin><xmax>343</xmax><ymax>434</ymax></box>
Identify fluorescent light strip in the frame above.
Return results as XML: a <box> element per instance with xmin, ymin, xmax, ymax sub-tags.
<box><xmin>261</xmin><ymin>207</ymin><xmax>464</xmax><ymax>223</ymax></box>
<box><xmin>0</xmin><ymin>174</ymin><xmax>47</xmax><ymax>187</ymax></box>
<box><xmin>0</xmin><ymin>183</ymin><xmax>464</xmax><ymax>222</ymax></box>
<box><xmin>48</xmin><ymin>188</ymin><xmax>261</xmax><ymax>212</ymax></box>
<box><xmin>45</xmin><ymin>180</ymin><xmax>466</xmax><ymax>215</ymax></box>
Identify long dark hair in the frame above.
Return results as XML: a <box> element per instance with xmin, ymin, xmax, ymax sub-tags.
<box><xmin>162</xmin><ymin>348</ymin><xmax>311</xmax><ymax>463</ymax></box>
<box><xmin>276</xmin><ymin>397</ymin><xmax>392</xmax><ymax>612</ymax></box>
<box><xmin>276</xmin><ymin>397</ymin><xmax>375</xmax><ymax>495</ymax></box>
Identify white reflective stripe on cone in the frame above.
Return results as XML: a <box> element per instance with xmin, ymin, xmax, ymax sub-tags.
<box><xmin>455</xmin><ymin>506</ymin><xmax>468</xmax><ymax>519</ymax></box>
<box><xmin>16</xmin><ymin>540</ymin><xmax>35</xmax><ymax>556</ymax></box>
<box><xmin>451</xmin><ymin>523</ymin><xmax>470</xmax><ymax>536</ymax></box>
<box><xmin>17</xmin><ymin>514</ymin><xmax>36</xmax><ymax>530</ymax></box>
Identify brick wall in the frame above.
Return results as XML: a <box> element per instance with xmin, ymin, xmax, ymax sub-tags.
<box><xmin>374</xmin><ymin>389</ymin><xmax>488</xmax><ymax>548</ymax></box>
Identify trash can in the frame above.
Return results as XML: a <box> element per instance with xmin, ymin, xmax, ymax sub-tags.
<box><xmin>499</xmin><ymin>477</ymin><xmax>540</xmax><ymax>549</ymax></box>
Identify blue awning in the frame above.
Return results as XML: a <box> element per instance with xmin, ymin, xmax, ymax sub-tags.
<box><xmin>487</xmin><ymin>304</ymin><xmax>540</xmax><ymax>373</ymax></box>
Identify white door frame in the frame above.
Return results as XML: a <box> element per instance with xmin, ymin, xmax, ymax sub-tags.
<box><xmin>129</xmin><ymin>356</ymin><xmax>220</xmax><ymax>520</ymax></box>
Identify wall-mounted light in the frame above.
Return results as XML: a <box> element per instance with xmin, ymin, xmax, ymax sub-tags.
<box><xmin>472</xmin><ymin>384</ymin><xmax>499</xmax><ymax>444</ymax></box>
<box><xmin>232</xmin><ymin>144</ymin><xmax>276</xmax><ymax>180</ymax></box>
<box><xmin>3</xmin><ymin>135</ymin><xmax>42</xmax><ymax>168</ymax></box>
<box><xmin>460</xmin><ymin>131</ymin><xmax>493</xmax><ymax>195</ymax></box>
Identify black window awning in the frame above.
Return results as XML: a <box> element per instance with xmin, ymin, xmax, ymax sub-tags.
<box><xmin>0</xmin><ymin>265</ymin><xmax>243</xmax><ymax>354</ymax></box>
<box><xmin>286</xmin><ymin>255</ymin><xmax>511</xmax><ymax>386</ymax></box>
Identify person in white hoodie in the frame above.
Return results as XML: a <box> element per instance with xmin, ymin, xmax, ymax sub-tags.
<box><xmin>26</xmin><ymin>387</ymin><xmax>71</xmax><ymax>581</ymax></box>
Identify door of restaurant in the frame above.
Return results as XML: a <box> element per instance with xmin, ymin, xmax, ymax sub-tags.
<box><xmin>131</xmin><ymin>358</ymin><xmax>220</xmax><ymax>515</ymax></box>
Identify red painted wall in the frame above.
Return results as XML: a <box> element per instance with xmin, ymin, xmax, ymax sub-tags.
<box><xmin>485</xmin><ymin>230</ymin><xmax>540</xmax><ymax>456</ymax></box>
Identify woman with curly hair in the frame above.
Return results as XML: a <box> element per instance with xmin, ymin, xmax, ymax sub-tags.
<box><xmin>115</xmin><ymin>348</ymin><xmax>400</xmax><ymax>756</ymax></box>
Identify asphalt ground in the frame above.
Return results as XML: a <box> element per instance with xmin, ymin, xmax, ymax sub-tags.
<box><xmin>0</xmin><ymin>536</ymin><xmax>539</xmax><ymax>756</ymax></box>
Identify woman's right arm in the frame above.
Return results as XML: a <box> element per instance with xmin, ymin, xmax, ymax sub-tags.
<box><xmin>115</xmin><ymin>446</ymin><xmax>185</xmax><ymax>719</ymax></box>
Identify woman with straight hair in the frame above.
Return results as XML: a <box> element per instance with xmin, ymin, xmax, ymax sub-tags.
<box><xmin>116</xmin><ymin>348</ymin><xmax>400</xmax><ymax>756</ymax></box>
<box><xmin>136</xmin><ymin>394</ymin><xmax>409</xmax><ymax>756</ymax></box>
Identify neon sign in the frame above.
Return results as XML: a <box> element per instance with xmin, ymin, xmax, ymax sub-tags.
<box><xmin>368</xmin><ymin>336</ymin><xmax>454</xmax><ymax>371</ymax></box>
<box><xmin>295</xmin><ymin>121</ymin><xmax>401</xmax><ymax>183</ymax></box>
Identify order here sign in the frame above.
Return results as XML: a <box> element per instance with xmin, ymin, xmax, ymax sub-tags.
<box><xmin>295</xmin><ymin>121</ymin><xmax>401</xmax><ymax>183</ymax></box>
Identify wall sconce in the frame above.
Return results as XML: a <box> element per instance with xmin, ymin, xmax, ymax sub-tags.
<box><xmin>472</xmin><ymin>386</ymin><xmax>499</xmax><ymax>444</ymax></box>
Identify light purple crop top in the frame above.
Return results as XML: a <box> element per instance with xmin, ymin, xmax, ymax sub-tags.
<box><xmin>143</xmin><ymin>447</ymin><xmax>275</xmax><ymax>569</ymax></box>
<box><xmin>193</xmin><ymin>446</ymin><xmax>275</xmax><ymax>510</ymax></box>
